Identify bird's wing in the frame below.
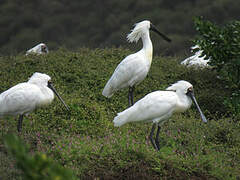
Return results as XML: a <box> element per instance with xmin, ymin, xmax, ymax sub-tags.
<box><xmin>132</xmin><ymin>91</ymin><xmax>177</xmax><ymax>121</ymax></box>
<box><xmin>109</xmin><ymin>53</ymin><xmax>148</xmax><ymax>88</ymax></box>
<box><xmin>181</xmin><ymin>54</ymin><xmax>198</xmax><ymax>65</ymax></box>
<box><xmin>102</xmin><ymin>52</ymin><xmax>149</xmax><ymax>97</ymax></box>
<box><xmin>114</xmin><ymin>91</ymin><xmax>177</xmax><ymax>126</ymax></box>
<box><xmin>26</xmin><ymin>47</ymin><xmax>36</xmax><ymax>54</ymax></box>
<box><xmin>188</xmin><ymin>56</ymin><xmax>209</xmax><ymax>67</ymax></box>
<box><xmin>0</xmin><ymin>83</ymin><xmax>41</xmax><ymax>116</ymax></box>
<box><xmin>26</xmin><ymin>44</ymin><xmax>41</xmax><ymax>54</ymax></box>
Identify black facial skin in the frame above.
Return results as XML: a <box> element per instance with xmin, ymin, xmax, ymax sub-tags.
<box><xmin>41</xmin><ymin>46</ymin><xmax>48</xmax><ymax>53</ymax></box>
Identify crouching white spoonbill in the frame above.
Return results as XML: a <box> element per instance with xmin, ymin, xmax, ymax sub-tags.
<box><xmin>181</xmin><ymin>45</ymin><xmax>210</xmax><ymax>68</ymax></box>
<box><xmin>113</xmin><ymin>80</ymin><xmax>207</xmax><ymax>151</ymax></box>
<box><xmin>0</xmin><ymin>72</ymin><xmax>69</xmax><ymax>132</ymax></box>
<box><xmin>26</xmin><ymin>43</ymin><xmax>49</xmax><ymax>55</ymax></box>
<box><xmin>102</xmin><ymin>20</ymin><xmax>171</xmax><ymax>106</ymax></box>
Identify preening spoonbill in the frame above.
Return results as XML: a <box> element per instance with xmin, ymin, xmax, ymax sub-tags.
<box><xmin>102</xmin><ymin>20</ymin><xmax>171</xmax><ymax>106</ymax></box>
<box><xmin>0</xmin><ymin>72</ymin><xmax>69</xmax><ymax>132</ymax></box>
<box><xmin>113</xmin><ymin>80</ymin><xmax>207</xmax><ymax>151</ymax></box>
<box><xmin>181</xmin><ymin>45</ymin><xmax>210</xmax><ymax>68</ymax></box>
<box><xmin>26</xmin><ymin>43</ymin><xmax>49</xmax><ymax>55</ymax></box>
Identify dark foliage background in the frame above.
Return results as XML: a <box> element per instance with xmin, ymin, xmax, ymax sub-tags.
<box><xmin>1</xmin><ymin>0</ymin><xmax>240</xmax><ymax>55</ymax></box>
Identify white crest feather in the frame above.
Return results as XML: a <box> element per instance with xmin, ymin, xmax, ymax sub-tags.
<box><xmin>127</xmin><ymin>20</ymin><xmax>151</xmax><ymax>43</ymax></box>
<box><xmin>166</xmin><ymin>80</ymin><xmax>192</xmax><ymax>92</ymax></box>
<box><xmin>28</xmin><ymin>72</ymin><xmax>51</xmax><ymax>86</ymax></box>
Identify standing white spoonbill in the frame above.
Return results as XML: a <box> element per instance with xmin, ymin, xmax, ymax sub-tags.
<box><xmin>0</xmin><ymin>72</ymin><xmax>69</xmax><ymax>132</ymax></box>
<box><xmin>102</xmin><ymin>20</ymin><xmax>171</xmax><ymax>106</ymax></box>
<box><xmin>26</xmin><ymin>43</ymin><xmax>49</xmax><ymax>55</ymax></box>
<box><xmin>113</xmin><ymin>80</ymin><xmax>207</xmax><ymax>151</ymax></box>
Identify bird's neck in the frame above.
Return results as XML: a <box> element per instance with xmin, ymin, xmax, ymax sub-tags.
<box><xmin>141</xmin><ymin>32</ymin><xmax>153</xmax><ymax>63</ymax></box>
<box><xmin>175</xmin><ymin>92</ymin><xmax>192</xmax><ymax>112</ymax></box>
<box><xmin>38</xmin><ymin>86</ymin><xmax>54</xmax><ymax>107</ymax></box>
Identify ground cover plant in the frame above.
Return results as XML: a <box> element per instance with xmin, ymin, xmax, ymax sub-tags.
<box><xmin>0</xmin><ymin>48</ymin><xmax>239</xmax><ymax>179</ymax></box>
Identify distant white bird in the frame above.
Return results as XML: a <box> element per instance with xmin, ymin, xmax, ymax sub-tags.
<box><xmin>102</xmin><ymin>20</ymin><xmax>171</xmax><ymax>106</ymax></box>
<box><xmin>26</xmin><ymin>43</ymin><xmax>49</xmax><ymax>55</ymax></box>
<box><xmin>113</xmin><ymin>80</ymin><xmax>207</xmax><ymax>151</ymax></box>
<box><xmin>0</xmin><ymin>72</ymin><xmax>69</xmax><ymax>132</ymax></box>
<box><xmin>181</xmin><ymin>45</ymin><xmax>210</xmax><ymax>68</ymax></box>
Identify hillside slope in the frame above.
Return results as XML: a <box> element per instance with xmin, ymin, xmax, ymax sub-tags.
<box><xmin>0</xmin><ymin>48</ymin><xmax>239</xmax><ymax>179</ymax></box>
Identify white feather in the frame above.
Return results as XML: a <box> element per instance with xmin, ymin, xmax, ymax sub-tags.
<box><xmin>181</xmin><ymin>45</ymin><xmax>210</xmax><ymax>68</ymax></box>
<box><xmin>113</xmin><ymin>80</ymin><xmax>194</xmax><ymax>127</ymax></box>
<box><xmin>127</xmin><ymin>20</ymin><xmax>151</xmax><ymax>43</ymax></box>
<box><xmin>0</xmin><ymin>72</ymin><xmax>54</xmax><ymax>117</ymax></box>
<box><xmin>102</xmin><ymin>51</ymin><xmax>150</xmax><ymax>98</ymax></box>
<box><xmin>26</xmin><ymin>43</ymin><xmax>49</xmax><ymax>55</ymax></box>
<box><xmin>102</xmin><ymin>20</ymin><xmax>152</xmax><ymax>98</ymax></box>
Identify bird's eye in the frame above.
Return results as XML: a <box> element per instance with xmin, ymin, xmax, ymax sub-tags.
<box><xmin>188</xmin><ymin>87</ymin><xmax>193</xmax><ymax>92</ymax></box>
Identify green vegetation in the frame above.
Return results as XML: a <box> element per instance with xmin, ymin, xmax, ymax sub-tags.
<box><xmin>0</xmin><ymin>48</ymin><xmax>239</xmax><ymax>179</ymax></box>
<box><xmin>4</xmin><ymin>134</ymin><xmax>77</xmax><ymax>180</ymax></box>
<box><xmin>194</xmin><ymin>17</ymin><xmax>240</xmax><ymax>116</ymax></box>
<box><xmin>1</xmin><ymin>0</ymin><xmax>240</xmax><ymax>55</ymax></box>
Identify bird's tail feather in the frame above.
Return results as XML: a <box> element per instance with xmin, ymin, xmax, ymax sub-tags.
<box><xmin>102</xmin><ymin>84</ymin><xmax>113</xmax><ymax>98</ymax></box>
<box><xmin>102</xmin><ymin>80</ymin><xmax>115</xmax><ymax>98</ymax></box>
<box><xmin>113</xmin><ymin>108</ymin><xmax>134</xmax><ymax>127</ymax></box>
<box><xmin>113</xmin><ymin>112</ymin><xmax>128</xmax><ymax>127</ymax></box>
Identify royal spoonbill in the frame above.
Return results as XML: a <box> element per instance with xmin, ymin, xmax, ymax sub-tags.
<box><xmin>26</xmin><ymin>43</ymin><xmax>49</xmax><ymax>55</ymax></box>
<box><xmin>0</xmin><ymin>72</ymin><xmax>69</xmax><ymax>132</ymax></box>
<box><xmin>102</xmin><ymin>20</ymin><xmax>171</xmax><ymax>106</ymax></box>
<box><xmin>113</xmin><ymin>80</ymin><xmax>207</xmax><ymax>151</ymax></box>
<box><xmin>181</xmin><ymin>45</ymin><xmax>210</xmax><ymax>68</ymax></box>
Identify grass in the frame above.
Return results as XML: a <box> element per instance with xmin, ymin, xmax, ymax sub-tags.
<box><xmin>0</xmin><ymin>48</ymin><xmax>239</xmax><ymax>179</ymax></box>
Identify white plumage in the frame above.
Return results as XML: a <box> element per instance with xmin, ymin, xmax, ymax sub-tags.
<box><xmin>113</xmin><ymin>80</ymin><xmax>207</xmax><ymax>150</ymax></box>
<box><xmin>0</xmin><ymin>72</ymin><xmax>69</xmax><ymax>132</ymax></box>
<box><xmin>181</xmin><ymin>45</ymin><xmax>210</xmax><ymax>68</ymax></box>
<box><xmin>102</xmin><ymin>20</ymin><xmax>171</xmax><ymax>106</ymax></box>
<box><xmin>102</xmin><ymin>50</ymin><xmax>150</xmax><ymax>98</ymax></box>
<box><xmin>26</xmin><ymin>43</ymin><xmax>49</xmax><ymax>55</ymax></box>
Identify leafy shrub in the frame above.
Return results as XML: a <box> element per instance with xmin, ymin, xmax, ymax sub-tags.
<box><xmin>4</xmin><ymin>134</ymin><xmax>77</xmax><ymax>180</ymax></box>
<box><xmin>193</xmin><ymin>17</ymin><xmax>240</xmax><ymax>116</ymax></box>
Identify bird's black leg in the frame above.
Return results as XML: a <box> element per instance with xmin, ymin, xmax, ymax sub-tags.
<box><xmin>149</xmin><ymin>123</ymin><xmax>158</xmax><ymax>150</ymax></box>
<box><xmin>128</xmin><ymin>86</ymin><xmax>135</xmax><ymax>107</ymax></box>
<box><xmin>155</xmin><ymin>125</ymin><xmax>161</xmax><ymax>151</ymax></box>
<box><xmin>130</xmin><ymin>86</ymin><xmax>135</xmax><ymax>106</ymax></box>
<box><xmin>17</xmin><ymin>115</ymin><xmax>24</xmax><ymax>132</ymax></box>
<box><xmin>128</xmin><ymin>87</ymin><xmax>132</xmax><ymax>107</ymax></box>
